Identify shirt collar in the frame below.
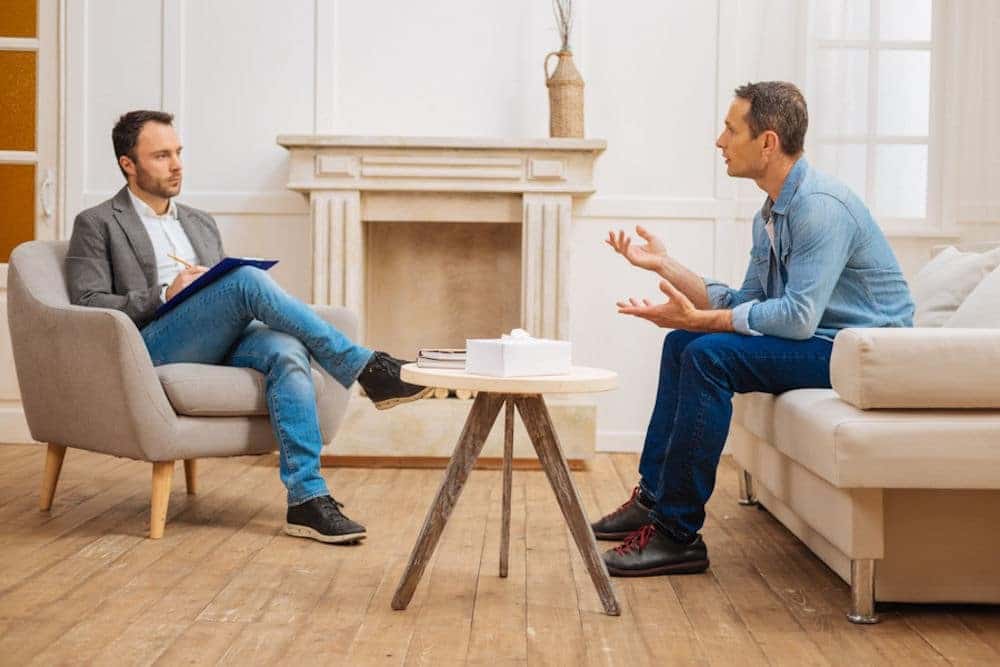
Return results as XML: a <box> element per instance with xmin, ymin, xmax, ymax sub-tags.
<box><xmin>127</xmin><ymin>187</ymin><xmax>177</xmax><ymax>220</ymax></box>
<box><xmin>768</xmin><ymin>156</ymin><xmax>808</xmax><ymax>216</ymax></box>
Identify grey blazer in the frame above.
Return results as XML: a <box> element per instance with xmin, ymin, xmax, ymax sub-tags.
<box><xmin>66</xmin><ymin>186</ymin><xmax>225</xmax><ymax>328</ymax></box>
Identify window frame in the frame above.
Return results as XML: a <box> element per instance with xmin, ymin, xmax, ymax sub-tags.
<box><xmin>804</xmin><ymin>0</ymin><xmax>953</xmax><ymax>236</ymax></box>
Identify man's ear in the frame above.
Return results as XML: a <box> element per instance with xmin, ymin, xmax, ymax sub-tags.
<box><xmin>761</xmin><ymin>130</ymin><xmax>781</xmax><ymax>158</ymax></box>
<box><xmin>119</xmin><ymin>154</ymin><xmax>135</xmax><ymax>178</ymax></box>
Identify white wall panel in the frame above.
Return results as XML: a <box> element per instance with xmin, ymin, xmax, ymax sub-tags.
<box><xmin>84</xmin><ymin>0</ymin><xmax>162</xmax><ymax>192</ymax></box>
<box><xmin>214</xmin><ymin>214</ymin><xmax>313</xmax><ymax>303</ymax></box>
<box><xmin>585</xmin><ymin>0</ymin><xmax>718</xmax><ymax>199</ymax></box>
<box><xmin>334</xmin><ymin>0</ymin><xmax>547</xmax><ymax>137</ymax></box>
<box><xmin>181</xmin><ymin>0</ymin><xmax>315</xmax><ymax>192</ymax></box>
<box><xmin>570</xmin><ymin>218</ymin><xmax>716</xmax><ymax>449</ymax></box>
<box><xmin>953</xmin><ymin>0</ymin><xmax>1000</xmax><ymax>223</ymax></box>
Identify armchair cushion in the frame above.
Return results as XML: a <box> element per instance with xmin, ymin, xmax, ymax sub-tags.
<box><xmin>157</xmin><ymin>363</ymin><xmax>326</xmax><ymax>417</ymax></box>
<box><xmin>830</xmin><ymin>328</ymin><xmax>1000</xmax><ymax>409</ymax></box>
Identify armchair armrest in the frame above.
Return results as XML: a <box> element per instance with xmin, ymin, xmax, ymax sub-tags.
<box><xmin>310</xmin><ymin>304</ymin><xmax>359</xmax><ymax>341</ymax></box>
<box><xmin>309</xmin><ymin>304</ymin><xmax>359</xmax><ymax>443</ymax></box>
<box><xmin>11</xmin><ymin>302</ymin><xmax>176</xmax><ymax>459</ymax></box>
<box><xmin>830</xmin><ymin>328</ymin><xmax>1000</xmax><ymax>409</ymax></box>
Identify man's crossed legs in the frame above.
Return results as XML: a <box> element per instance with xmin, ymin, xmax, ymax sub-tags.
<box><xmin>593</xmin><ymin>329</ymin><xmax>833</xmax><ymax>575</ymax></box>
<box><xmin>141</xmin><ymin>266</ymin><xmax>432</xmax><ymax>543</ymax></box>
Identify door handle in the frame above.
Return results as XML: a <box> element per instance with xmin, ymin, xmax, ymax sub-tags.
<box><xmin>40</xmin><ymin>168</ymin><xmax>55</xmax><ymax>219</ymax></box>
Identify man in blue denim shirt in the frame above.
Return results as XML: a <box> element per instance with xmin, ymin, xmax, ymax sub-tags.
<box><xmin>592</xmin><ymin>81</ymin><xmax>914</xmax><ymax>576</ymax></box>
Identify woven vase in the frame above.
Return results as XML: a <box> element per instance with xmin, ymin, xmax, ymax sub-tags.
<box><xmin>545</xmin><ymin>50</ymin><xmax>584</xmax><ymax>138</ymax></box>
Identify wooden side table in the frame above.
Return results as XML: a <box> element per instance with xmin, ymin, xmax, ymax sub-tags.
<box><xmin>391</xmin><ymin>365</ymin><xmax>620</xmax><ymax>616</ymax></box>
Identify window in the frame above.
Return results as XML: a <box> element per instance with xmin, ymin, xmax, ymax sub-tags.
<box><xmin>806</xmin><ymin>0</ymin><xmax>943</xmax><ymax>234</ymax></box>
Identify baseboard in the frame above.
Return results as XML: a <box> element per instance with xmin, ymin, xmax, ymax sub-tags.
<box><xmin>318</xmin><ymin>455</ymin><xmax>587</xmax><ymax>471</ymax></box>
<box><xmin>596</xmin><ymin>430</ymin><xmax>643</xmax><ymax>452</ymax></box>
<box><xmin>0</xmin><ymin>404</ymin><xmax>36</xmax><ymax>445</ymax></box>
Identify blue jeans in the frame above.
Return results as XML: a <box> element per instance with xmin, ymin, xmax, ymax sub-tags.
<box><xmin>638</xmin><ymin>330</ymin><xmax>833</xmax><ymax>542</ymax></box>
<box><xmin>141</xmin><ymin>266</ymin><xmax>373</xmax><ymax>505</ymax></box>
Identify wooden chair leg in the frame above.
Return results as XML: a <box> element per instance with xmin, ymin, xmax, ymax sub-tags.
<box><xmin>392</xmin><ymin>392</ymin><xmax>505</xmax><ymax>611</ymax></box>
<box><xmin>150</xmin><ymin>461</ymin><xmax>175</xmax><ymax>539</ymax></box>
<box><xmin>500</xmin><ymin>398</ymin><xmax>514</xmax><ymax>578</ymax></box>
<box><xmin>39</xmin><ymin>444</ymin><xmax>67</xmax><ymax>511</ymax></box>
<box><xmin>184</xmin><ymin>459</ymin><xmax>197</xmax><ymax>495</ymax></box>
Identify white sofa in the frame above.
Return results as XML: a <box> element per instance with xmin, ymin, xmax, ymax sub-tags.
<box><xmin>727</xmin><ymin>244</ymin><xmax>1000</xmax><ymax>623</ymax></box>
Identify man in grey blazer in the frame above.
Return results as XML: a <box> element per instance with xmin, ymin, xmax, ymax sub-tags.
<box><xmin>66</xmin><ymin>110</ymin><xmax>431</xmax><ymax>544</ymax></box>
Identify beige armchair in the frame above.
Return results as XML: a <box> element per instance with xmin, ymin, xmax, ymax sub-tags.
<box><xmin>7</xmin><ymin>240</ymin><xmax>355</xmax><ymax>538</ymax></box>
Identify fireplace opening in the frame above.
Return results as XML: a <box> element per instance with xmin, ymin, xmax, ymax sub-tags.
<box><xmin>364</xmin><ymin>221</ymin><xmax>522</xmax><ymax>359</ymax></box>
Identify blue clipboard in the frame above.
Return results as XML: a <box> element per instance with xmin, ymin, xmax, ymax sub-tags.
<box><xmin>155</xmin><ymin>257</ymin><xmax>278</xmax><ymax>319</ymax></box>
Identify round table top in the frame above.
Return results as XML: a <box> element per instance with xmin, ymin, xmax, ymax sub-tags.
<box><xmin>401</xmin><ymin>364</ymin><xmax>618</xmax><ymax>394</ymax></box>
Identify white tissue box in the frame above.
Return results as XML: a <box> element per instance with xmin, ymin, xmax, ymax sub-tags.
<box><xmin>466</xmin><ymin>335</ymin><xmax>572</xmax><ymax>377</ymax></box>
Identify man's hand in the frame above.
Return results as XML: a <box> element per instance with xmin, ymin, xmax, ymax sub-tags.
<box><xmin>165</xmin><ymin>265</ymin><xmax>209</xmax><ymax>301</ymax></box>
<box><xmin>606</xmin><ymin>225</ymin><xmax>668</xmax><ymax>272</ymax></box>
<box><xmin>617</xmin><ymin>279</ymin><xmax>734</xmax><ymax>332</ymax></box>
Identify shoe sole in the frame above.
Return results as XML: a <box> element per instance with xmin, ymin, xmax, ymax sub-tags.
<box><xmin>284</xmin><ymin>523</ymin><xmax>367</xmax><ymax>544</ymax></box>
<box><xmin>373</xmin><ymin>386</ymin><xmax>435</xmax><ymax>410</ymax></box>
<box><xmin>607</xmin><ymin>559</ymin><xmax>710</xmax><ymax>577</ymax></box>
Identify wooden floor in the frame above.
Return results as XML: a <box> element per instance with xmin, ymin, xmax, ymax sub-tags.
<box><xmin>1</xmin><ymin>446</ymin><xmax>999</xmax><ymax>666</ymax></box>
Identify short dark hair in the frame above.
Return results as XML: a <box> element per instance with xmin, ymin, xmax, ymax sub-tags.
<box><xmin>112</xmin><ymin>110</ymin><xmax>174</xmax><ymax>178</ymax></box>
<box><xmin>733</xmin><ymin>81</ymin><xmax>808</xmax><ymax>156</ymax></box>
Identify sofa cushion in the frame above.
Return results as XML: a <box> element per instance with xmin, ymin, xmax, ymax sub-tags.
<box><xmin>771</xmin><ymin>388</ymin><xmax>1000</xmax><ymax>488</ymax></box>
<box><xmin>157</xmin><ymin>363</ymin><xmax>326</xmax><ymax>417</ymax></box>
<box><xmin>732</xmin><ymin>392</ymin><xmax>775</xmax><ymax>442</ymax></box>
<box><xmin>910</xmin><ymin>245</ymin><xmax>1000</xmax><ymax>327</ymax></box>
<box><xmin>948</xmin><ymin>264</ymin><xmax>1000</xmax><ymax>328</ymax></box>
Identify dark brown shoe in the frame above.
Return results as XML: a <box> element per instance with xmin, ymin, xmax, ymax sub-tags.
<box><xmin>591</xmin><ymin>486</ymin><xmax>652</xmax><ymax>540</ymax></box>
<box><xmin>603</xmin><ymin>524</ymin><xmax>709</xmax><ymax>577</ymax></box>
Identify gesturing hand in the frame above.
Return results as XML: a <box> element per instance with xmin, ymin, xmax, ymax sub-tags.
<box><xmin>616</xmin><ymin>279</ymin><xmax>697</xmax><ymax>329</ymax></box>
<box><xmin>605</xmin><ymin>225</ymin><xmax>668</xmax><ymax>272</ymax></box>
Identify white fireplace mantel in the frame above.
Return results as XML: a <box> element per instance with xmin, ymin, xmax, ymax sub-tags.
<box><xmin>276</xmin><ymin>135</ymin><xmax>606</xmax><ymax>343</ymax></box>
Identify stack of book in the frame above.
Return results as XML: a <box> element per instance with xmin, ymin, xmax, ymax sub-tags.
<box><xmin>416</xmin><ymin>348</ymin><xmax>466</xmax><ymax>370</ymax></box>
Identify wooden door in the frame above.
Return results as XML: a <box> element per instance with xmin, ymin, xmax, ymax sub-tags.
<box><xmin>0</xmin><ymin>0</ymin><xmax>59</xmax><ymax>443</ymax></box>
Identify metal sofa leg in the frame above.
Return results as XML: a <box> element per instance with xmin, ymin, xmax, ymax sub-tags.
<box><xmin>737</xmin><ymin>469</ymin><xmax>758</xmax><ymax>506</ymax></box>
<box><xmin>847</xmin><ymin>559</ymin><xmax>880</xmax><ymax>624</ymax></box>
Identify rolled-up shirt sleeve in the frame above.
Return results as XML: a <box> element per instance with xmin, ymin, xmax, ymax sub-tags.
<box><xmin>704</xmin><ymin>248</ymin><xmax>765</xmax><ymax>305</ymax></box>
<box><xmin>744</xmin><ymin>194</ymin><xmax>857</xmax><ymax>340</ymax></box>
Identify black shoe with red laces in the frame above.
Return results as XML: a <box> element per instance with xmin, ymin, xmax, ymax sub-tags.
<box><xmin>590</xmin><ymin>486</ymin><xmax>653</xmax><ymax>540</ymax></box>
<box><xmin>602</xmin><ymin>524</ymin><xmax>709</xmax><ymax>577</ymax></box>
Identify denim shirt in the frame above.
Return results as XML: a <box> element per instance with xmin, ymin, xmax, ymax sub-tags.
<box><xmin>704</xmin><ymin>158</ymin><xmax>914</xmax><ymax>341</ymax></box>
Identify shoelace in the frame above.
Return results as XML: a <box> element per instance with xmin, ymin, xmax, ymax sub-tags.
<box><xmin>319</xmin><ymin>496</ymin><xmax>345</xmax><ymax>513</ymax></box>
<box><xmin>606</xmin><ymin>487</ymin><xmax>642</xmax><ymax>519</ymax></box>
<box><xmin>614</xmin><ymin>524</ymin><xmax>657</xmax><ymax>556</ymax></box>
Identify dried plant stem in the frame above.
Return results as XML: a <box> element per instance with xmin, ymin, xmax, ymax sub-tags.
<box><xmin>552</xmin><ymin>0</ymin><xmax>573</xmax><ymax>51</ymax></box>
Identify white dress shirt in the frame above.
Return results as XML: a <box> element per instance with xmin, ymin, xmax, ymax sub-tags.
<box><xmin>127</xmin><ymin>188</ymin><xmax>198</xmax><ymax>301</ymax></box>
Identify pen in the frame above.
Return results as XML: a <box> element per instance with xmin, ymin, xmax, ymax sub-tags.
<box><xmin>167</xmin><ymin>253</ymin><xmax>195</xmax><ymax>269</ymax></box>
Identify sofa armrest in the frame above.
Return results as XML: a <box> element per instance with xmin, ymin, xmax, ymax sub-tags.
<box><xmin>830</xmin><ymin>328</ymin><xmax>1000</xmax><ymax>409</ymax></box>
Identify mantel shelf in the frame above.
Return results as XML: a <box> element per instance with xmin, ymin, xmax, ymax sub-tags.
<box><xmin>277</xmin><ymin>135</ymin><xmax>607</xmax><ymax>153</ymax></box>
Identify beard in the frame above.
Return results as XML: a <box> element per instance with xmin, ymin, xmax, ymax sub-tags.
<box><xmin>134</xmin><ymin>163</ymin><xmax>181</xmax><ymax>199</ymax></box>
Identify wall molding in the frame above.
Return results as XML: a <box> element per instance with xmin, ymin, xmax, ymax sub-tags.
<box><xmin>81</xmin><ymin>189</ymin><xmax>309</xmax><ymax>215</ymax></box>
<box><xmin>75</xmin><ymin>188</ymin><xmax>995</xmax><ymax>237</ymax></box>
<box><xmin>596</xmin><ymin>430</ymin><xmax>644</xmax><ymax>453</ymax></box>
<box><xmin>957</xmin><ymin>202</ymin><xmax>1000</xmax><ymax>224</ymax></box>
